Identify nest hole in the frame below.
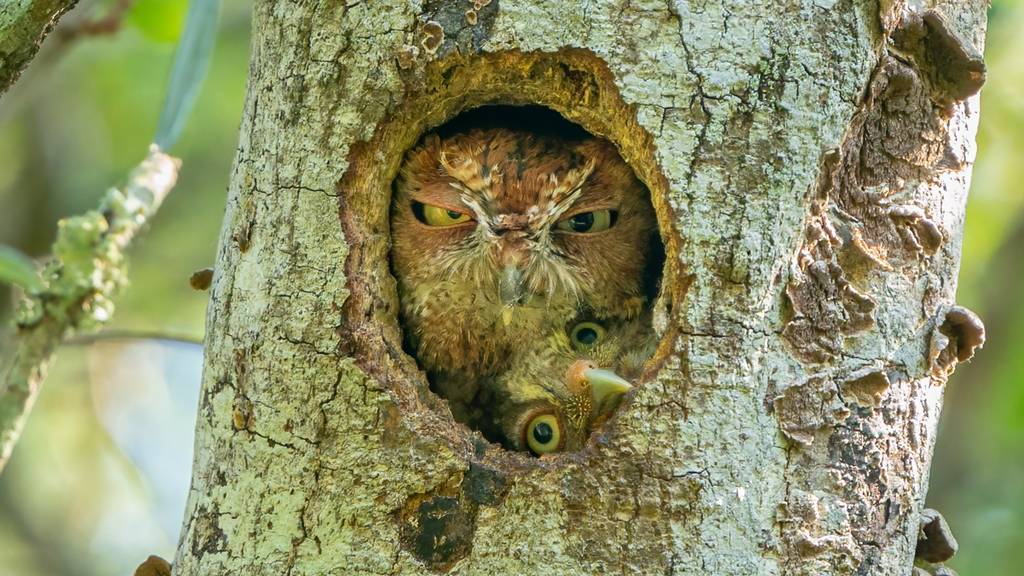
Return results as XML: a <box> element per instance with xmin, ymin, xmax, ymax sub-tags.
<box><xmin>388</xmin><ymin>104</ymin><xmax>666</xmax><ymax>457</ymax></box>
<box><xmin>337</xmin><ymin>49</ymin><xmax>683</xmax><ymax>465</ymax></box>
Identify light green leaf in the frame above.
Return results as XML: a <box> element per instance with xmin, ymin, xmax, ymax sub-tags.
<box><xmin>154</xmin><ymin>0</ymin><xmax>221</xmax><ymax>150</ymax></box>
<box><xmin>128</xmin><ymin>0</ymin><xmax>189</xmax><ymax>44</ymax></box>
<box><xmin>0</xmin><ymin>245</ymin><xmax>42</xmax><ymax>291</ymax></box>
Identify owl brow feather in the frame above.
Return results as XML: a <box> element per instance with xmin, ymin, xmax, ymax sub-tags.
<box><xmin>457</xmin><ymin>192</ymin><xmax>494</xmax><ymax>236</ymax></box>
<box><xmin>438</xmin><ymin>147</ymin><xmax>498</xmax><ymax>205</ymax></box>
<box><xmin>528</xmin><ymin>158</ymin><xmax>598</xmax><ymax>304</ymax></box>
<box><xmin>541</xmin><ymin>157</ymin><xmax>597</xmax><ymax>225</ymax></box>
<box><xmin>431</xmin><ymin>142</ymin><xmax>596</xmax><ymax>307</ymax></box>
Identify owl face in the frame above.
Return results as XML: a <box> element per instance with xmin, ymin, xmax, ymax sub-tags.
<box><xmin>488</xmin><ymin>315</ymin><xmax>655</xmax><ymax>455</ymax></box>
<box><xmin>502</xmin><ymin>359</ymin><xmax>631</xmax><ymax>455</ymax></box>
<box><xmin>391</xmin><ymin>128</ymin><xmax>659</xmax><ymax>381</ymax></box>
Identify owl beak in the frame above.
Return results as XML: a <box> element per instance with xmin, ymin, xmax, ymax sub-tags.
<box><xmin>584</xmin><ymin>368</ymin><xmax>632</xmax><ymax>408</ymax></box>
<box><xmin>499</xmin><ymin>265</ymin><xmax>525</xmax><ymax>310</ymax></box>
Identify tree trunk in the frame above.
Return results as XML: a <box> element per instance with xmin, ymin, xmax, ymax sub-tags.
<box><xmin>174</xmin><ymin>1</ymin><xmax>988</xmax><ymax>574</ymax></box>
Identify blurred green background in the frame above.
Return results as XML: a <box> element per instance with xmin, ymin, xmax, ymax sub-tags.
<box><xmin>0</xmin><ymin>1</ymin><xmax>247</xmax><ymax>573</ymax></box>
<box><xmin>0</xmin><ymin>1</ymin><xmax>1020</xmax><ymax>574</ymax></box>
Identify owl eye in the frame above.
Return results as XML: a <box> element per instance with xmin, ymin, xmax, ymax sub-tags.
<box><xmin>555</xmin><ymin>209</ymin><xmax>616</xmax><ymax>233</ymax></box>
<box><xmin>570</xmin><ymin>321</ymin><xmax>606</xmax><ymax>350</ymax></box>
<box><xmin>412</xmin><ymin>201</ymin><xmax>473</xmax><ymax>227</ymax></box>
<box><xmin>524</xmin><ymin>412</ymin><xmax>563</xmax><ymax>455</ymax></box>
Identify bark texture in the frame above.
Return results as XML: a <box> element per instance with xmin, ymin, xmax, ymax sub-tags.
<box><xmin>175</xmin><ymin>1</ymin><xmax>988</xmax><ymax>574</ymax></box>
<box><xmin>0</xmin><ymin>0</ymin><xmax>77</xmax><ymax>94</ymax></box>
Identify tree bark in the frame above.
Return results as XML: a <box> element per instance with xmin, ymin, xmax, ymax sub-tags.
<box><xmin>174</xmin><ymin>1</ymin><xmax>988</xmax><ymax>574</ymax></box>
<box><xmin>0</xmin><ymin>0</ymin><xmax>77</xmax><ymax>95</ymax></box>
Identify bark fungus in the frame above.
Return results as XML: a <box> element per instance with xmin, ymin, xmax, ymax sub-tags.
<box><xmin>783</xmin><ymin>9</ymin><xmax>986</xmax><ymax>366</ymax></box>
<box><xmin>189</xmin><ymin>268</ymin><xmax>215</xmax><ymax>291</ymax></box>
<box><xmin>929</xmin><ymin>305</ymin><xmax>986</xmax><ymax>380</ymax></box>
<box><xmin>133</xmin><ymin>555</ymin><xmax>172</xmax><ymax>576</ymax></box>
<box><xmin>774</xmin><ymin>9</ymin><xmax>987</xmax><ymax>574</ymax></box>
<box><xmin>915</xmin><ymin>508</ymin><xmax>959</xmax><ymax>564</ymax></box>
<box><xmin>175</xmin><ymin>2</ymin><xmax>989</xmax><ymax>574</ymax></box>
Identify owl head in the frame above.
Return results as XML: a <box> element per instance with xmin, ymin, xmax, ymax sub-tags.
<box><xmin>390</xmin><ymin>128</ymin><xmax>660</xmax><ymax>380</ymax></box>
<box><xmin>484</xmin><ymin>314</ymin><xmax>656</xmax><ymax>455</ymax></box>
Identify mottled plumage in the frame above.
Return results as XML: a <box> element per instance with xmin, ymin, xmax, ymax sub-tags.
<box><xmin>482</xmin><ymin>314</ymin><xmax>657</xmax><ymax>454</ymax></box>
<box><xmin>390</xmin><ymin>127</ymin><xmax>659</xmax><ymax>423</ymax></box>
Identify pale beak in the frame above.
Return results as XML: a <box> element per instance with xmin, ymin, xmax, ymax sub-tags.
<box><xmin>499</xmin><ymin>265</ymin><xmax>525</xmax><ymax>309</ymax></box>
<box><xmin>585</xmin><ymin>368</ymin><xmax>633</xmax><ymax>408</ymax></box>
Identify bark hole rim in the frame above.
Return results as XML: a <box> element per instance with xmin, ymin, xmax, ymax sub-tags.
<box><xmin>337</xmin><ymin>48</ymin><xmax>686</xmax><ymax>469</ymax></box>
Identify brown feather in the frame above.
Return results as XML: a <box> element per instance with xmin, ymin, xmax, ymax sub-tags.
<box><xmin>390</xmin><ymin>127</ymin><xmax>660</xmax><ymax>427</ymax></box>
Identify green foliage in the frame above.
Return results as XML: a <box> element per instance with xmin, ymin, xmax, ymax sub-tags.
<box><xmin>956</xmin><ymin>2</ymin><xmax>1024</xmax><ymax>303</ymax></box>
<box><xmin>0</xmin><ymin>245</ymin><xmax>41</xmax><ymax>291</ymax></box>
<box><xmin>128</xmin><ymin>0</ymin><xmax>189</xmax><ymax>43</ymax></box>
<box><xmin>0</xmin><ymin>3</ymin><xmax>249</xmax><ymax>572</ymax></box>
<box><xmin>927</xmin><ymin>4</ymin><xmax>1024</xmax><ymax>576</ymax></box>
<box><xmin>154</xmin><ymin>0</ymin><xmax>221</xmax><ymax>149</ymax></box>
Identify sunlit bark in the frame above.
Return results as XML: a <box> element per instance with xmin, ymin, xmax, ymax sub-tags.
<box><xmin>175</xmin><ymin>2</ymin><xmax>988</xmax><ymax>574</ymax></box>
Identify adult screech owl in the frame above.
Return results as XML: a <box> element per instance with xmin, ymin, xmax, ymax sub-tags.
<box><xmin>390</xmin><ymin>127</ymin><xmax>659</xmax><ymax>416</ymax></box>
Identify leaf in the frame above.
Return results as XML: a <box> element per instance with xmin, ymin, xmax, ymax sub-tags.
<box><xmin>153</xmin><ymin>0</ymin><xmax>221</xmax><ymax>150</ymax></box>
<box><xmin>128</xmin><ymin>0</ymin><xmax>189</xmax><ymax>44</ymax></box>
<box><xmin>0</xmin><ymin>245</ymin><xmax>42</xmax><ymax>291</ymax></box>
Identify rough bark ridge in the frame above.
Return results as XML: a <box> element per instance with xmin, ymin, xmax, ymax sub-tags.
<box><xmin>175</xmin><ymin>1</ymin><xmax>987</xmax><ymax>574</ymax></box>
<box><xmin>0</xmin><ymin>0</ymin><xmax>77</xmax><ymax>94</ymax></box>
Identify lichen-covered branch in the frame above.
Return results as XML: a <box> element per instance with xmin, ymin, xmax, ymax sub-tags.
<box><xmin>0</xmin><ymin>145</ymin><xmax>180</xmax><ymax>473</ymax></box>
<box><xmin>0</xmin><ymin>0</ymin><xmax>78</xmax><ymax>94</ymax></box>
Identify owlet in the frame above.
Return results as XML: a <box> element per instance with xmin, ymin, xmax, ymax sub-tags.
<box><xmin>481</xmin><ymin>313</ymin><xmax>657</xmax><ymax>455</ymax></box>
<box><xmin>391</xmin><ymin>127</ymin><xmax>659</xmax><ymax>415</ymax></box>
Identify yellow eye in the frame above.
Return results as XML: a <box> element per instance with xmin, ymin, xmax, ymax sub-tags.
<box><xmin>524</xmin><ymin>413</ymin><xmax>563</xmax><ymax>455</ymax></box>
<box><xmin>412</xmin><ymin>201</ymin><xmax>472</xmax><ymax>227</ymax></box>
<box><xmin>555</xmin><ymin>209</ymin><xmax>616</xmax><ymax>233</ymax></box>
<box><xmin>570</xmin><ymin>322</ymin><xmax>606</xmax><ymax>350</ymax></box>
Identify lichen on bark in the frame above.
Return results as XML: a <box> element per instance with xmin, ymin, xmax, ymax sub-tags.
<box><xmin>0</xmin><ymin>0</ymin><xmax>78</xmax><ymax>93</ymax></box>
<box><xmin>1</xmin><ymin>146</ymin><xmax>180</xmax><ymax>472</ymax></box>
